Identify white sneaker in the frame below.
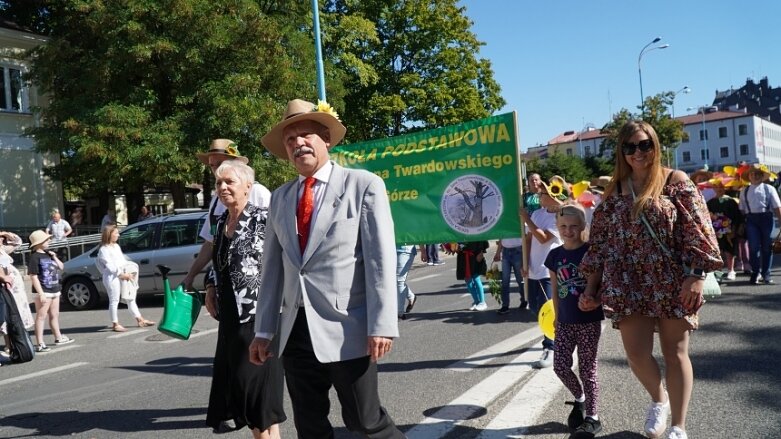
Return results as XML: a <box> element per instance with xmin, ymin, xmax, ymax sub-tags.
<box><xmin>469</xmin><ymin>304</ymin><xmax>478</xmax><ymax>311</ymax></box>
<box><xmin>55</xmin><ymin>335</ymin><xmax>75</xmax><ymax>346</ymax></box>
<box><xmin>644</xmin><ymin>396</ymin><xmax>670</xmax><ymax>438</ymax></box>
<box><xmin>474</xmin><ymin>302</ymin><xmax>488</xmax><ymax>311</ymax></box>
<box><xmin>667</xmin><ymin>426</ymin><xmax>687</xmax><ymax>439</ymax></box>
<box><xmin>726</xmin><ymin>271</ymin><xmax>736</xmax><ymax>280</ymax></box>
<box><xmin>534</xmin><ymin>348</ymin><xmax>553</xmax><ymax>368</ymax></box>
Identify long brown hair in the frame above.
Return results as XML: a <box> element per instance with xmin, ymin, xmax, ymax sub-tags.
<box><xmin>100</xmin><ymin>225</ymin><xmax>118</xmax><ymax>246</ymax></box>
<box><xmin>604</xmin><ymin>120</ymin><xmax>666</xmax><ymax>219</ymax></box>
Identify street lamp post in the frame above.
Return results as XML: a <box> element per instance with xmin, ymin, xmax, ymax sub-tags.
<box><xmin>688</xmin><ymin>106</ymin><xmax>708</xmax><ymax>170</ymax></box>
<box><xmin>671</xmin><ymin>86</ymin><xmax>691</xmax><ymax>119</ymax></box>
<box><xmin>670</xmin><ymin>86</ymin><xmax>691</xmax><ymax>169</ymax></box>
<box><xmin>638</xmin><ymin>37</ymin><xmax>670</xmax><ymax>116</ymax></box>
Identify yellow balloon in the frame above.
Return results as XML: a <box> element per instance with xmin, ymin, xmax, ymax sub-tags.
<box><xmin>538</xmin><ymin>300</ymin><xmax>556</xmax><ymax>340</ymax></box>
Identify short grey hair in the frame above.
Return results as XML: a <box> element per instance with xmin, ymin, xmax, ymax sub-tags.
<box><xmin>214</xmin><ymin>160</ymin><xmax>255</xmax><ymax>187</ymax></box>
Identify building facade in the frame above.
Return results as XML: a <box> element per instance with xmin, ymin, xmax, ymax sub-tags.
<box><xmin>675</xmin><ymin>109</ymin><xmax>781</xmax><ymax>174</ymax></box>
<box><xmin>0</xmin><ymin>22</ymin><xmax>62</xmax><ymax>228</ymax></box>
<box><xmin>528</xmin><ymin>109</ymin><xmax>781</xmax><ymax>175</ymax></box>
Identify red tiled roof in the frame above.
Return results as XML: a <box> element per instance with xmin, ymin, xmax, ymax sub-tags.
<box><xmin>676</xmin><ymin>110</ymin><xmax>749</xmax><ymax>125</ymax></box>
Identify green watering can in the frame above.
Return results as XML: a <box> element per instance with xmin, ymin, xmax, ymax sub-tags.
<box><xmin>157</xmin><ymin>265</ymin><xmax>202</xmax><ymax>340</ymax></box>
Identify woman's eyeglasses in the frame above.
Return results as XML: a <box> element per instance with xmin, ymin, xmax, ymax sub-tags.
<box><xmin>621</xmin><ymin>139</ymin><xmax>654</xmax><ymax>155</ymax></box>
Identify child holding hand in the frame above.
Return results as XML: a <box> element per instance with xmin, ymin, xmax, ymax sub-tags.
<box><xmin>544</xmin><ymin>204</ymin><xmax>604</xmax><ymax>438</ymax></box>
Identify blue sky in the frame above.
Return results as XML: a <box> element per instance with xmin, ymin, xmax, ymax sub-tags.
<box><xmin>464</xmin><ymin>0</ymin><xmax>780</xmax><ymax>150</ymax></box>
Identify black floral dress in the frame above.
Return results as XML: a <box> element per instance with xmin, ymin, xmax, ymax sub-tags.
<box><xmin>580</xmin><ymin>179</ymin><xmax>722</xmax><ymax>330</ymax></box>
<box><xmin>205</xmin><ymin>203</ymin><xmax>286</xmax><ymax>431</ymax></box>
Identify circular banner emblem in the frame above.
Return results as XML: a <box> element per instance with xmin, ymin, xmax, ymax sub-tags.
<box><xmin>441</xmin><ymin>174</ymin><xmax>503</xmax><ymax>235</ymax></box>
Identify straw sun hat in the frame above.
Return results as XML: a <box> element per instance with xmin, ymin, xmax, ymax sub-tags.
<box><xmin>28</xmin><ymin>230</ymin><xmax>52</xmax><ymax>248</ymax></box>
<box><xmin>196</xmin><ymin>139</ymin><xmax>249</xmax><ymax>165</ymax></box>
<box><xmin>261</xmin><ymin>99</ymin><xmax>346</xmax><ymax>159</ymax></box>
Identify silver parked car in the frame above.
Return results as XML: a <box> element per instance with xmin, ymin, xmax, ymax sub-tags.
<box><xmin>61</xmin><ymin>210</ymin><xmax>210</xmax><ymax>310</ymax></box>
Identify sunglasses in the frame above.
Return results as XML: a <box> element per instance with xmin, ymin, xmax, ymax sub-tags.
<box><xmin>621</xmin><ymin>139</ymin><xmax>654</xmax><ymax>155</ymax></box>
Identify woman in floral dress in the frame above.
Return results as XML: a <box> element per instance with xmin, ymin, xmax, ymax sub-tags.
<box><xmin>579</xmin><ymin>121</ymin><xmax>721</xmax><ymax>439</ymax></box>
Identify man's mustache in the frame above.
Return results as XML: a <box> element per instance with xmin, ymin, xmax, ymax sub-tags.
<box><xmin>294</xmin><ymin>146</ymin><xmax>314</xmax><ymax>157</ymax></box>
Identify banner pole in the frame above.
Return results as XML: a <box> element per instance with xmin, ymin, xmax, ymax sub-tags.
<box><xmin>514</xmin><ymin>112</ymin><xmax>529</xmax><ymax>304</ymax></box>
<box><xmin>311</xmin><ymin>0</ymin><xmax>327</xmax><ymax>101</ymax></box>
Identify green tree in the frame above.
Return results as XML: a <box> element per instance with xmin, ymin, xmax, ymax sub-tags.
<box><xmin>322</xmin><ymin>0</ymin><xmax>505</xmax><ymax>140</ymax></box>
<box><xmin>23</xmin><ymin>0</ymin><xmax>314</xmax><ymax>217</ymax></box>
<box><xmin>526</xmin><ymin>153</ymin><xmax>591</xmax><ymax>184</ymax></box>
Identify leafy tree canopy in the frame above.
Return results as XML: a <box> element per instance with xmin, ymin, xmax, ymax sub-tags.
<box><xmin>21</xmin><ymin>0</ymin><xmax>318</xmax><ymax>210</ymax></box>
<box><xmin>5</xmin><ymin>0</ymin><xmax>506</xmax><ymax>212</ymax></box>
<box><xmin>600</xmin><ymin>92</ymin><xmax>686</xmax><ymax>167</ymax></box>
<box><xmin>322</xmin><ymin>0</ymin><xmax>505</xmax><ymax>140</ymax></box>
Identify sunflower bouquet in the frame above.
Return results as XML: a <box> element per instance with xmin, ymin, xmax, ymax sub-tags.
<box><xmin>485</xmin><ymin>262</ymin><xmax>502</xmax><ymax>305</ymax></box>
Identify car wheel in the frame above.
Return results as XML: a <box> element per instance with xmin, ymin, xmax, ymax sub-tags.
<box><xmin>63</xmin><ymin>277</ymin><xmax>100</xmax><ymax>310</ymax></box>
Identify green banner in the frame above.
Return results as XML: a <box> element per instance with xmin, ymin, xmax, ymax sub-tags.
<box><xmin>332</xmin><ymin>112</ymin><xmax>522</xmax><ymax>245</ymax></box>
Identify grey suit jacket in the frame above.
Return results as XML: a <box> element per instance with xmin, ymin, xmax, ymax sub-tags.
<box><xmin>255</xmin><ymin>162</ymin><xmax>399</xmax><ymax>363</ymax></box>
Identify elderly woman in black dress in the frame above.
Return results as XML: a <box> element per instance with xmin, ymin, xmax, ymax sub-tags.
<box><xmin>205</xmin><ymin>160</ymin><xmax>285</xmax><ymax>438</ymax></box>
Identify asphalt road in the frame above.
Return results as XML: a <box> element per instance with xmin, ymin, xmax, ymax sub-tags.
<box><xmin>1</xmin><ymin>247</ymin><xmax>779</xmax><ymax>439</ymax></box>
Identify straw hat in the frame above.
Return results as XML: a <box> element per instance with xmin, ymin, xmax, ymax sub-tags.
<box><xmin>196</xmin><ymin>139</ymin><xmax>249</xmax><ymax>165</ymax></box>
<box><xmin>540</xmin><ymin>175</ymin><xmax>569</xmax><ymax>201</ymax></box>
<box><xmin>28</xmin><ymin>230</ymin><xmax>51</xmax><ymax>248</ymax></box>
<box><xmin>689</xmin><ymin>169</ymin><xmax>713</xmax><ymax>183</ymax></box>
<box><xmin>261</xmin><ymin>99</ymin><xmax>346</xmax><ymax>159</ymax></box>
<box><xmin>589</xmin><ymin>176</ymin><xmax>612</xmax><ymax>194</ymax></box>
<box><xmin>748</xmin><ymin>163</ymin><xmax>772</xmax><ymax>180</ymax></box>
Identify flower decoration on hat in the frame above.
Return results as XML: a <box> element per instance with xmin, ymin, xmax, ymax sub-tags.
<box><xmin>313</xmin><ymin>100</ymin><xmax>340</xmax><ymax>121</ymax></box>
<box><xmin>542</xmin><ymin>176</ymin><xmax>569</xmax><ymax>201</ymax></box>
<box><xmin>571</xmin><ymin>180</ymin><xmax>599</xmax><ymax>207</ymax></box>
<box><xmin>226</xmin><ymin>143</ymin><xmax>239</xmax><ymax>157</ymax></box>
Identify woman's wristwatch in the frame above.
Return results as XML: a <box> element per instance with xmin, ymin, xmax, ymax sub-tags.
<box><xmin>686</xmin><ymin>267</ymin><xmax>707</xmax><ymax>280</ymax></box>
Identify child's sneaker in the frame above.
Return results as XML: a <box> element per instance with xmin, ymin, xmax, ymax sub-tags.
<box><xmin>55</xmin><ymin>335</ymin><xmax>74</xmax><ymax>345</ymax></box>
<box><xmin>644</xmin><ymin>395</ymin><xmax>670</xmax><ymax>438</ymax></box>
<box><xmin>666</xmin><ymin>426</ymin><xmax>687</xmax><ymax>439</ymax></box>
<box><xmin>565</xmin><ymin>400</ymin><xmax>585</xmax><ymax>429</ymax></box>
<box><xmin>571</xmin><ymin>416</ymin><xmax>602</xmax><ymax>438</ymax></box>
<box><xmin>36</xmin><ymin>344</ymin><xmax>51</xmax><ymax>353</ymax></box>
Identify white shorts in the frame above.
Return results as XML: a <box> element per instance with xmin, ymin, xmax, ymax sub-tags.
<box><xmin>35</xmin><ymin>291</ymin><xmax>62</xmax><ymax>300</ymax></box>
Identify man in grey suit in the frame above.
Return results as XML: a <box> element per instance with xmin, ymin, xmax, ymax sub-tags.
<box><xmin>249</xmin><ymin>99</ymin><xmax>405</xmax><ymax>438</ymax></box>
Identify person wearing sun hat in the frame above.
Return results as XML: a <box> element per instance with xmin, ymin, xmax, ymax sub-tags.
<box><xmin>738</xmin><ymin>163</ymin><xmax>781</xmax><ymax>285</ymax></box>
<box><xmin>705</xmin><ymin>176</ymin><xmax>743</xmax><ymax>280</ymax></box>
<box><xmin>181</xmin><ymin>139</ymin><xmax>271</xmax><ymax>292</ymax></box>
<box><xmin>249</xmin><ymin>99</ymin><xmax>403</xmax><ymax>438</ymax></box>
<box><xmin>690</xmin><ymin>168</ymin><xmax>716</xmax><ymax>202</ymax></box>
<box><xmin>521</xmin><ymin>176</ymin><xmax>566</xmax><ymax>369</ymax></box>
<box><xmin>27</xmin><ymin>230</ymin><xmax>74</xmax><ymax>353</ymax></box>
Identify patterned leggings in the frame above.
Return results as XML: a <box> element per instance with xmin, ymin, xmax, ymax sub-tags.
<box><xmin>553</xmin><ymin>321</ymin><xmax>602</xmax><ymax>416</ymax></box>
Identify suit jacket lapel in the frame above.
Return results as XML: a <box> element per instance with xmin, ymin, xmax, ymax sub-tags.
<box><xmin>302</xmin><ymin>163</ymin><xmax>345</xmax><ymax>265</ymax></box>
<box><xmin>279</xmin><ymin>181</ymin><xmax>302</xmax><ymax>265</ymax></box>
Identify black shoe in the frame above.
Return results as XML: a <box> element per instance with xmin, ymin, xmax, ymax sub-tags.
<box><xmin>565</xmin><ymin>400</ymin><xmax>585</xmax><ymax>430</ymax></box>
<box><xmin>764</xmin><ymin>278</ymin><xmax>775</xmax><ymax>285</ymax></box>
<box><xmin>212</xmin><ymin>419</ymin><xmax>237</xmax><ymax>434</ymax></box>
<box><xmin>519</xmin><ymin>300</ymin><xmax>528</xmax><ymax>310</ymax></box>
<box><xmin>497</xmin><ymin>307</ymin><xmax>510</xmax><ymax>315</ymax></box>
<box><xmin>570</xmin><ymin>416</ymin><xmax>602</xmax><ymax>438</ymax></box>
<box><xmin>405</xmin><ymin>296</ymin><xmax>418</xmax><ymax>313</ymax></box>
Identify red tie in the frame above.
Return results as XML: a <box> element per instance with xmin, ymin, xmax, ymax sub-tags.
<box><xmin>297</xmin><ymin>177</ymin><xmax>316</xmax><ymax>253</ymax></box>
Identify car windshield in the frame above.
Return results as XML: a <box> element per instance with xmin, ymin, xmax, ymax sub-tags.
<box><xmin>119</xmin><ymin>223</ymin><xmax>157</xmax><ymax>253</ymax></box>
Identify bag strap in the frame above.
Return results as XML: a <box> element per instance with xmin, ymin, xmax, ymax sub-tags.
<box><xmin>743</xmin><ymin>186</ymin><xmax>752</xmax><ymax>214</ymax></box>
<box><xmin>628</xmin><ymin>178</ymin><xmax>672</xmax><ymax>258</ymax></box>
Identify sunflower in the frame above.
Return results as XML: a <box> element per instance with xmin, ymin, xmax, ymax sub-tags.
<box><xmin>313</xmin><ymin>100</ymin><xmax>340</xmax><ymax>120</ymax></box>
<box><xmin>549</xmin><ymin>180</ymin><xmax>564</xmax><ymax>196</ymax></box>
<box><xmin>226</xmin><ymin>144</ymin><xmax>239</xmax><ymax>157</ymax></box>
